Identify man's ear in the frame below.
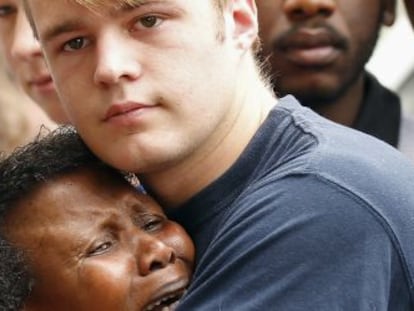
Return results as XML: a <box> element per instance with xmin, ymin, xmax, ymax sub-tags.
<box><xmin>225</xmin><ymin>0</ymin><xmax>258</xmax><ymax>51</ymax></box>
<box><xmin>382</xmin><ymin>0</ymin><xmax>396</xmax><ymax>26</ymax></box>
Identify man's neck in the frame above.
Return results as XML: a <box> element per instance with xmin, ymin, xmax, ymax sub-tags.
<box><xmin>315</xmin><ymin>74</ymin><xmax>365</xmax><ymax>127</ymax></box>
<box><xmin>140</xmin><ymin>70</ymin><xmax>276</xmax><ymax>208</ymax></box>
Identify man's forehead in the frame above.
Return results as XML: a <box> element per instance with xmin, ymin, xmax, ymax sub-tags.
<box><xmin>27</xmin><ymin>0</ymin><xmax>156</xmax><ymax>15</ymax></box>
<box><xmin>73</xmin><ymin>0</ymin><xmax>149</xmax><ymax>11</ymax></box>
<box><xmin>26</xmin><ymin>0</ymin><xmax>159</xmax><ymax>41</ymax></box>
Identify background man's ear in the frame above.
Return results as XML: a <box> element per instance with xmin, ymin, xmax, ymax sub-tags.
<box><xmin>382</xmin><ymin>0</ymin><xmax>396</xmax><ymax>26</ymax></box>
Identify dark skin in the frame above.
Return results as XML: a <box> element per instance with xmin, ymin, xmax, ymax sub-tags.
<box><xmin>256</xmin><ymin>0</ymin><xmax>395</xmax><ymax>126</ymax></box>
<box><xmin>4</xmin><ymin>167</ymin><xmax>194</xmax><ymax>311</ymax></box>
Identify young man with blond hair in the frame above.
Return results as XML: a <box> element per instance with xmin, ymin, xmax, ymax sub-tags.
<box><xmin>22</xmin><ymin>0</ymin><xmax>414</xmax><ymax>309</ymax></box>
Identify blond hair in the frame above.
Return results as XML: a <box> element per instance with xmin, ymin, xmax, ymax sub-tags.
<box><xmin>73</xmin><ymin>0</ymin><xmax>228</xmax><ymax>8</ymax></box>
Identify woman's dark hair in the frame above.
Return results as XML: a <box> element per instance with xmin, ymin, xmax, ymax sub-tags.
<box><xmin>0</xmin><ymin>125</ymin><xmax>128</xmax><ymax>310</ymax></box>
<box><xmin>0</xmin><ymin>238</ymin><xmax>32</xmax><ymax>311</ymax></box>
<box><xmin>0</xmin><ymin>125</ymin><xmax>117</xmax><ymax>218</ymax></box>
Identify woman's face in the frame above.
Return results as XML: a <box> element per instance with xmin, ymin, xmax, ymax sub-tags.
<box><xmin>0</xmin><ymin>0</ymin><xmax>67</xmax><ymax>123</ymax></box>
<box><xmin>4</xmin><ymin>168</ymin><xmax>195</xmax><ymax>311</ymax></box>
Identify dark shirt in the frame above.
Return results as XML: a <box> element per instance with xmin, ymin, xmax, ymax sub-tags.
<box><xmin>169</xmin><ymin>96</ymin><xmax>414</xmax><ymax>310</ymax></box>
<box><xmin>353</xmin><ymin>72</ymin><xmax>401</xmax><ymax>147</ymax></box>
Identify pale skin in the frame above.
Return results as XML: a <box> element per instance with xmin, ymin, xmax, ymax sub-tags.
<box><xmin>0</xmin><ymin>0</ymin><xmax>68</xmax><ymax>123</ymax></box>
<box><xmin>24</xmin><ymin>0</ymin><xmax>276</xmax><ymax>208</ymax></box>
<box><xmin>0</xmin><ymin>58</ymin><xmax>55</xmax><ymax>154</ymax></box>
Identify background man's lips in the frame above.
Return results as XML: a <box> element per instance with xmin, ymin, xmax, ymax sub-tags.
<box><xmin>29</xmin><ymin>76</ymin><xmax>55</xmax><ymax>93</ymax></box>
<box><xmin>30</xmin><ymin>76</ymin><xmax>53</xmax><ymax>86</ymax></box>
<box><xmin>278</xmin><ymin>33</ymin><xmax>342</xmax><ymax>50</ymax></box>
<box><xmin>274</xmin><ymin>25</ymin><xmax>348</xmax><ymax>52</ymax></box>
<box><xmin>283</xmin><ymin>45</ymin><xmax>341</xmax><ymax>67</ymax></box>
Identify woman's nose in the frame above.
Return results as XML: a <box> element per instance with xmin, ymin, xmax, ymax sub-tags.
<box><xmin>136</xmin><ymin>235</ymin><xmax>176</xmax><ymax>276</ymax></box>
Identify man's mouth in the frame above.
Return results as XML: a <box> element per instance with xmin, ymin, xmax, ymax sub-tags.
<box><xmin>272</xmin><ymin>27</ymin><xmax>347</xmax><ymax>67</ymax></box>
<box><xmin>144</xmin><ymin>289</ymin><xmax>186</xmax><ymax>311</ymax></box>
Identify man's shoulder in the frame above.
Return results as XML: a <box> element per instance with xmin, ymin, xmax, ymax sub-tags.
<box><xmin>184</xmin><ymin>170</ymin><xmax>414</xmax><ymax>310</ymax></box>
<box><xmin>251</xmin><ymin>99</ymin><xmax>414</xmax><ymax>257</ymax></box>
<box><xmin>268</xmin><ymin>95</ymin><xmax>411</xmax><ymax>182</ymax></box>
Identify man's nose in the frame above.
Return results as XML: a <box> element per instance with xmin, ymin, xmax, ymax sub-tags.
<box><xmin>283</xmin><ymin>0</ymin><xmax>336</xmax><ymax>21</ymax></box>
<box><xmin>10</xmin><ymin>11</ymin><xmax>42</xmax><ymax>62</ymax></box>
<box><xmin>93</xmin><ymin>30</ymin><xmax>142</xmax><ymax>87</ymax></box>
<box><xmin>136</xmin><ymin>234</ymin><xmax>176</xmax><ymax>277</ymax></box>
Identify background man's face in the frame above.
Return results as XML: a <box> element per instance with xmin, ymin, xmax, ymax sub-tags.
<box><xmin>0</xmin><ymin>0</ymin><xmax>65</xmax><ymax>122</ymax></box>
<box><xmin>256</xmin><ymin>0</ymin><xmax>394</xmax><ymax>108</ymax></box>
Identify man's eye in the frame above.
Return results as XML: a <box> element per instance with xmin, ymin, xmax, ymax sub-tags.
<box><xmin>63</xmin><ymin>37</ymin><xmax>89</xmax><ymax>52</ymax></box>
<box><xmin>136</xmin><ymin>15</ymin><xmax>163</xmax><ymax>29</ymax></box>
<box><xmin>88</xmin><ymin>241</ymin><xmax>113</xmax><ymax>256</ymax></box>
<box><xmin>0</xmin><ymin>5</ymin><xmax>16</xmax><ymax>18</ymax></box>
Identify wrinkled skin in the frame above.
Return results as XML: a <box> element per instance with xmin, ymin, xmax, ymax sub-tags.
<box><xmin>4</xmin><ymin>168</ymin><xmax>194</xmax><ymax>311</ymax></box>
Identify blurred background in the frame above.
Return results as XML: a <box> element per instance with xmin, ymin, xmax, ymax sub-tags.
<box><xmin>367</xmin><ymin>0</ymin><xmax>414</xmax><ymax>114</ymax></box>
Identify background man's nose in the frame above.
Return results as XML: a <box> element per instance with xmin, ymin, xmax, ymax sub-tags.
<box><xmin>11</xmin><ymin>12</ymin><xmax>43</xmax><ymax>61</ymax></box>
<box><xmin>283</xmin><ymin>0</ymin><xmax>336</xmax><ymax>21</ymax></box>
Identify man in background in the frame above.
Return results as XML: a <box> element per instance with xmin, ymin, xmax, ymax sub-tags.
<box><xmin>0</xmin><ymin>0</ymin><xmax>68</xmax><ymax>124</ymax></box>
<box><xmin>256</xmin><ymin>0</ymin><xmax>414</xmax><ymax>161</ymax></box>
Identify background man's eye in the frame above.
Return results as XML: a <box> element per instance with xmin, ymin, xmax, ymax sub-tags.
<box><xmin>0</xmin><ymin>6</ymin><xmax>15</xmax><ymax>17</ymax></box>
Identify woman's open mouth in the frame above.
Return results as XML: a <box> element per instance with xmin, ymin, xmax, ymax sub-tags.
<box><xmin>144</xmin><ymin>289</ymin><xmax>186</xmax><ymax>311</ymax></box>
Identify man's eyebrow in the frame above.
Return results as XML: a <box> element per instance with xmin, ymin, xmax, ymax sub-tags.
<box><xmin>116</xmin><ymin>0</ymin><xmax>167</xmax><ymax>13</ymax></box>
<box><xmin>41</xmin><ymin>0</ymin><xmax>169</xmax><ymax>42</ymax></box>
<box><xmin>42</xmin><ymin>19</ymin><xmax>84</xmax><ymax>43</ymax></box>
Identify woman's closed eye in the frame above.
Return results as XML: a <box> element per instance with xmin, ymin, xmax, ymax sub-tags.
<box><xmin>134</xmin><ymin>214</ymin><xmax>165</xmax><ymax>233</ymax></box>
<box><xmin>87</xmin><ymin>240</ymin><xmax>114</xmax><ymax>257</ymax></box>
